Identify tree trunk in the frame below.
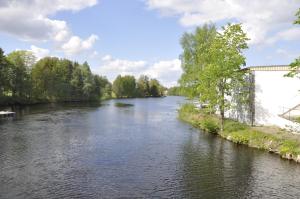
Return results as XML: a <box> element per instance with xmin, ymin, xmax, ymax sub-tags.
<box><xmin>220</xmin><ymin>105</ymin><xmax>224</xmax><ymax>132</ymax></box>
<box><xmin>220</xmin><ymin>85</ymin><xmax>225</xmax><ymax>132</ymax></box>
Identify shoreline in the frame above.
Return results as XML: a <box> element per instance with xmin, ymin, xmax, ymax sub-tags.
<box><xmin>178</xmin><ymin>103</ymin><xmax>300</xmax><ymax>163</ymax></box>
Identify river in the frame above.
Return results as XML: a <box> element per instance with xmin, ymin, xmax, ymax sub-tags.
<box><xmin>0</xmin><ymin>96</ymin><xmax>300</xmax><ymax>198</ymax></box>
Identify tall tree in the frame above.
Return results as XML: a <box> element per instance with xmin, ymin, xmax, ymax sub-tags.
<box><xmin>149</xmin><ymin>79</ymin><xmax>162</xmax><ymax>97</ymax></box>
<box><xmin>179</xmin><ymin>24</ymin><xmax>217</xmax><ymax>98</ymax></box>
<box><xmin>197</xmin><ymin>24</ymin><xmax>249</xmax><ymax>131</ymax></box>
<box><xmin>137</xmin><ymin>75</ymin><xmax>150</xmax><ymax>97</ymax></box>
<box><xmin>0</xmin><ymin>48</ymin><xmax>10</xmax><ymax>101</ymax></box>
<box><xmin>7</xmin><ymin>50</ymin><xmax>36</xmax><ymax>100</ymax></box>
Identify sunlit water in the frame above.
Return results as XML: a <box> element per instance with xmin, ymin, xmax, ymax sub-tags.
<box><xmin>0</xmin><ymin>97</ymin><xmax>300</xmax><ymax>198</ymax></box>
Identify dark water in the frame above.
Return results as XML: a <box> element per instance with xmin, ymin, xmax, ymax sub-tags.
<box><xmin>0</xmin><ymin>97</ymin><xmax>300</xmax><ymax>199</ymax></box>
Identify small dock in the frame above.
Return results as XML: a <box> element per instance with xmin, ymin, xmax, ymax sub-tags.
<box><xmin>0</xmin><ymin>111</ymin><xmax>16</xmax><ymax>119</ymax></box>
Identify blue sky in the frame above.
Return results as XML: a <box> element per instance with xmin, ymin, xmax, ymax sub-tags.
<box><xmin>0</xmin><ymin>0</ymin><xmax>299</xmax><ymax>87</ymax></box>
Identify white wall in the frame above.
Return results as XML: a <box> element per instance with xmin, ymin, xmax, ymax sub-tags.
<box><xmin>254</xmin><ymin>70</ymin><xmax>300</xmax><ymax>130</ymax></box>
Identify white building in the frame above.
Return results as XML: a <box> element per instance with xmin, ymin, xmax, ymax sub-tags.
<box><xmin>228</xmin><ymin>65</ymin><xmax>300</xmax><ymax>131</ymax></box>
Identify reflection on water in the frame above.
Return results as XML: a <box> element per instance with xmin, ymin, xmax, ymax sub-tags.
<box><xmin>0</xmin><ymin>97</ymin><xmax>300</xmax><ymax>198</ymax></box>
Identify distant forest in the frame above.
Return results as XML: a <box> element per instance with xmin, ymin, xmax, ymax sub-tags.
<box><xmin>0</xmin><ymin>48</ymin><xmax>165</xmax><ymax>105</ymax></box>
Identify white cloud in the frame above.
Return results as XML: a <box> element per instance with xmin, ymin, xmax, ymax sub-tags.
<box><xmin>0</xmin><ymin>0</ymin><xmax>97</xmax><ymax>41</ymax></box>
<box><xmin>146</xmin><ymin>0</ymin><xmax>300</xmax><ymax>45</ymax></box>
<box><xmin>29</xmin><ymin>45</ymin><xmax>50</xmax><ymax>60</ymax></box>
<box><xmin>101</xmin><ymin>54</ymin><xmax>113</xmax><ymax>61</ymax></box>
<box><xmin>61</xmin><ymin>34</ymin><xmax>99</xmax><ymax>55</ymax></box>
<box><xmin>95</xmin><ymin>55</ymin><xmax>182</xmax><ymax>87</ymax></box>
<box><xmin>144</xmin><ymin>59</ymin><xmax>182</xmax><ymax>87</ymax></box>
<box><xmin>0</xmin><ymin>0</ymin><xmax>98</xmax><ymax>56</ymax></box>
<box><xmin>267</xmin><ymin>27</ymin><xmax>300</xmax><ymax>44</ymax></box>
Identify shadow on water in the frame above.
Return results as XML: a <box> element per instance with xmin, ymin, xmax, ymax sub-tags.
<box><xmin>180</xmin><ymin>130</ymin><xmax>255</xmax><ymax>198</ymax></box>
<box><xmin>0</xmin><ymin>101</ymin><xmax>102</xmax><ymax>120</ymax></box>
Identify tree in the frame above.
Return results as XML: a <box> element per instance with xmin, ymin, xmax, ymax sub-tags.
<box><xmin>112</xmin><ymin>75</ymin><xmax>136</xmax><ymax>98</ymax></box>
<box><xmin>295</xmin><ymin>8</ymin><xmax>300</xmax><ymax>24</ymax></box>
<box><xmin>0</xmin><ymin>48</ymin><xmax>11</xmax><ymax>101</ymax></box>
<box><xmin>137</xmin><ymin>75</ymin><xmax>150</xmax><ymax>97</ymax></box>
<box><xmin>94</xmin><ymin>75</ymin><xmax>111</xmax><ymax>99</ymax></box>
<box><xmin>6</xmin><ymin>50</ymin><xmax>36</xmax><ymax>101</ymax></box>
<box><xmin>286</xmin><ymin>8</ymin><xmax>300</xmax><ymax>77</ymax></box>
<box><xmin>81</xmin><ymin>61</ymin><xmax>95</xmax><ymax>99</ymax></box>
<box><xmin>149</xmin><ymin>79</ymin><xmax>162</xmax><ymax>97</ymax></box>
<box><xmin>197</xmin><ymin>24</ymin><xmax>249</xmax><ymax>131</ymax></box>
<box><xmin>167</xmin><ymin>86</ymin><xmax>183</xmax><ymax>96</ymax></box>
<box><xmin>179</xmin><ymin>24</ymin><xmax>217</xmax><ymax>98</ymax></box>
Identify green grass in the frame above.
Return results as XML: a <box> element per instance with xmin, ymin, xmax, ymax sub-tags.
<box><xmin>178</xmin><ymin>103</ymin><xmax>300</xmax><ymax>162</ymax></box>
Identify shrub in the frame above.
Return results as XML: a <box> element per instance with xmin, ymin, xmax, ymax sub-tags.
<box><xmin>201</xmin><ymin>117</ymin><xmax>220</xmax><ymax>133</ymax></box>
<box><xmin>179</xmin><ymin>103</ymin><xmax>199</xmax><ymax>114</ymax></box>
<box><xmin>279</xmin><ymin>140</ymin><xmax>300</xmax><ymax>156</ymax></box>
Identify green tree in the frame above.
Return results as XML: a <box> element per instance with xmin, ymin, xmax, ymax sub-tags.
<box><xmin>286</xmin><ymin>8</ymin><xmax>300</xmax><ymax>77</ymax></box>
<box><xmin>149</xmin><ymin>79</ymin><xmax>161</xmax><ymax>97</ymax></box>
<box><xmin>179</xmin><ymin>24</ymin><xmax>217</xmax><ymax>98</ymax></box>
<box><xmin>7</xmin><ymin>50</ymin><xmax>36</xmax><ymax>101</ymax></box>
<box><xmin>197</xmin><ymin>24</ymin><xmax>249</xmax><ymax>131</ymax></box>
<box><xmin>94</xmin><ymin>75</ymin><xmax>111</xmax><ymax>99</ymax></box>
<box><xmin>137</xmin><ymin>75</ymin><xmax>150</xmax><ymax>97</ymax></box>
<box><xmin>112</xmin><ymin>75</ymin><xmax>136</xmax><ymax>98</ymax></box>
<box><xmin>31</xmin><ymin>57</ymin><xmax>60</xmax><ymax>101</ymax></box>
<box><xmin>81</xmin><ymin>61</ymin><xmax>96</xmax><ymax>99</ymax></box>
<box><xmin>0</xmin><ymin>48</ymin><xmax>11</xmax><ymax>102</ymax></box>
<box><xmin>167</xmin><ymin>86</ymin><xmax>183</xmax><ymax>96</ymax></box>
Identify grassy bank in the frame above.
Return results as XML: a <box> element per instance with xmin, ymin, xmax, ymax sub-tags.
<box><xmin>178</xmin><ymin>103</ymin><xmax>300</xmax><ymax>163</ymax></box>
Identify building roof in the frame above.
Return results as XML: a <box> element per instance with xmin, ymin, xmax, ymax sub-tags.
<box><xmin>242</xmin><ymin>65</ymin><xmax>291</xmax><ymax>71</ymax></box>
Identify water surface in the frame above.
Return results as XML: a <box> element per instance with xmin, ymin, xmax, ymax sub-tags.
<box><xmin>0</xmin><ymin>97</ymin><xmax>300</xmax><ymax>198</ymax></box>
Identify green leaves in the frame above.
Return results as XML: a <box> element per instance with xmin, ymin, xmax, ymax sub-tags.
<box><xmin>112</xmin><ymin>75</ymin><xmax>164</xmax><ymax>98</ymax></box>
<box><xmin>286</xmin><ymin>8</ymin><xmax>300</xmax><ymax>77</ymax></box>
<box><xmin>179</xmin><ymin>23</ymin><xmax>249</xmax><ymax>130</ymax></box>
<box><xmin>295</xmin><ymin>8</ymin><xmax>300</xmax><ymax>24</ymax></box>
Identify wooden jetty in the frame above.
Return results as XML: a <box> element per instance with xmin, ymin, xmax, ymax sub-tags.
<box><xmin>0</xmin><ymin>111</ymin><xmax>16</xmax><ymax>119</ymax></box>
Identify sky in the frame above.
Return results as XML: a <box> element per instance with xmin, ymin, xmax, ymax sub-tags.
<box><xmin>0</xmin><ymin>0</ymin><xmax>299</xmax><ymax>87</ymax></box>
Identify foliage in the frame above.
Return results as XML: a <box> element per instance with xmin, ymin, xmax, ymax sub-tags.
<box><xmin>295</xmin><ymin>8</ymin><xmax>300</xmax><ymax>25</ymax></box>
<box><xmin>179</xmin><ymin>23</ymin><xmax>249</xmax><ymax>131</ymax></box>
<box><xmin>0</xmin><ymin>47</ymin><xmax>166</xmax><ymax>104</ymax></box>
<box><xmin>6</xmin><ymin>50</ymin><xmax>35</xmax><ymax>101</ymax></box>
<box><xmin>178</xmin><ymin>104</ymin><xmax>300</xmax><ymax>162</ymax></box>
<box><xmin>167</xmin><ymin>86</ymin><xmax>184</xmax><ymax>96</ymax></box>
<box><xmin>200</xmin><ymin>117</ymin><xmax>220</xmax><ymax>133</ymax></box>
<box><xmin>286</xmin><ymin>8</ymin><xmax>300</xmax><ymax>77</ymax></box>
<box><xmin>112</xmin><ymin>75</ymin><xmax>165</xmax><ymax>98</ymax></box>
<box><xmin>179</xmin><ymin>24</ymin><xmax>217</xmax><ymax>98</ymax></box>
<box><xmin>137</xmin><ymin>75</ymin><xmax>150</xmax><ymax>97</ymax></box>
<box><xmin>224</xmin><ymin>119</ymin><xmax>248</xmax><ymax>132</ymax></box>
<box><xmin>0</xmin><ymin>49</ymin><xmax>111</xmax><ymax>104</ymax></box>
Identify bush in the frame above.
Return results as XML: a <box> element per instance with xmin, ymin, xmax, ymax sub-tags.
<box><xmin>279</xmin><ymin>140</ymin><xmax>300</xmax><ymax>156</ymax></box>
<box><xmin>201</xmin><ymin>117</ymin><xmax>220</xmax><ymax>133</ymax></box>
<box><xmin>179</xmin><ymin>103</ymin><xmax>199</xmax><ymax>114</ymax></box>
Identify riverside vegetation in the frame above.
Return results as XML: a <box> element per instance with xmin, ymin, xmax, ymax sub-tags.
<box><xmin>0</xmin><ymin>48</ymin><xmax>165</xmax><ymax>106</ymax></box>
<box><xmin>179</xmin><ymin>103</ymin><xmax>300</xmax><ymax>163</ymax></box>
<box><xmin>177</xmin><ymin>9</ymin><xmax>300</xmax><ymax>163</ymax></box>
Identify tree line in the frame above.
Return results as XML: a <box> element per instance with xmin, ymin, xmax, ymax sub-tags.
<box><xmin>112</xmin><ymin>75</ymin><xmax>165</xmax><ymax>98</ymax></box>
<box><xmin>167</xmin><ymin>86</ymin><xmax>184</xmax><ymax>96</ymax></box>
<box><xmin>0</xmin><ymin>48</ymin><xmax>166</xmax><ymax>105</ymax></box>
<box><xmin>0</xmin><ymin>48</ymin><xmax>112</xmax><ymax>105</ymax></box>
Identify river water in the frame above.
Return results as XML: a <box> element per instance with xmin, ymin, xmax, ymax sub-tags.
<box><xmin>0</xmin><ymin>97</ymin><xmax>300</xmax><ymax>198</ymax></box>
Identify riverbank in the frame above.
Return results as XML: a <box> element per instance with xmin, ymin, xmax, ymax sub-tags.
<box><xmin>178</xmin><ymin>103</ymin><xmax>300</xmax><ymax>163</ymax></box>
